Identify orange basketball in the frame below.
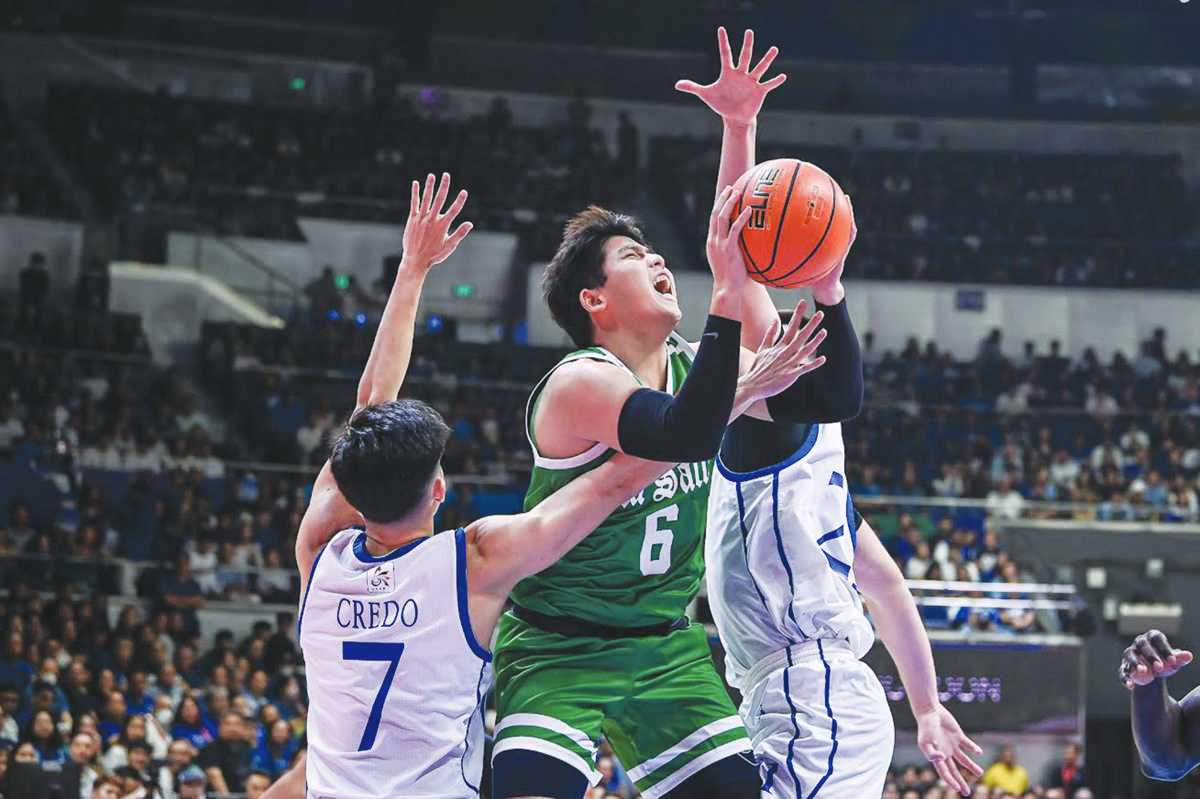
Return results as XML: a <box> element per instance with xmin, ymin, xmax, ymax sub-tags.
<box><xmin>730</xmin><ymin>158</ymin><xmax>853</xmax><ymax>288</ymax></box>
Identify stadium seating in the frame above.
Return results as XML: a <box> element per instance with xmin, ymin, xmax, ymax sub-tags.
<box><xmin>651</xmin><ymin>135</ymin><xmax>1199</xmax><ymax>288</ymax></box>
<box><xmin>0</xmin><ymin>98</ymin><xmax>70</xmax><ymax>218</ymax></box>
<box><xmin>47</xmin><ymin>85</ymin><xmax>620</xmax><ymax>259</ymax></box>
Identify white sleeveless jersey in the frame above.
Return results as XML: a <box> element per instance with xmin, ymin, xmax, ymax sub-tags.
<box><xmin>705</xmin><ymin>423</ymin><xmax>874</xmax><ymax>691</ymax></box>
<box><xmin>298</xmin><ymin>527</ymin><xmax>492</xmax><ymax>799</ymax></box>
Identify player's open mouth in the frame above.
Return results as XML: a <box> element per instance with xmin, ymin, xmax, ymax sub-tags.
<box><xmin>652</xmin><ymin>274</ymin><xmax>674</xmax><ymax>297</ymax></box>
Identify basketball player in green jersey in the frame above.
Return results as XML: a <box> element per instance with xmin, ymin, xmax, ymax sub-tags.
<box><xmin>491</xmin><ymin>28</ymin><xmax>841</xmax><ymax>799</ymax></box>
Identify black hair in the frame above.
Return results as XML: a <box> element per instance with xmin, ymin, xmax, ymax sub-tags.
<box><xmin>25</xmin><ymin>709</ymin><xmax>63</xmax><ymax>751</ymax></box>
<box><xmin>542</xmin><ymin>206</ymin><xmax>647</xmax><ymax>348</ymax></box>
<box><xmin>330</xmin><ymin>400</ymin><xmax>451</xmax><ymax>523</ymax></box>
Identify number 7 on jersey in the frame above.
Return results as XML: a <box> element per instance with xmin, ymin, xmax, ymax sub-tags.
<box><xmin>342</xmin><ymin>641</ymin><xmax>406</xmax><ymax>751</ymax></box>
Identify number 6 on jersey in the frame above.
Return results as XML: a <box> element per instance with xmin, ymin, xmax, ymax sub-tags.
<box><xmin>640</xmin><ymin>504</ymin><xmax>678</xmax><ymax>575</ymax></box>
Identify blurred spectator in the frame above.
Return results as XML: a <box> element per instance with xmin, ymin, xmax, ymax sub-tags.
<box><xmin>169</xmin><ymin>696</ymin><xmax>213</xmax><ymax>752</ymax></box>
<box><xmin>162</xmin><ymin>556</ymin><xmax>204</xmax><ymax>634</ymax></box>
<box><xmin>177</xmin><ymin>764</ymin><xmax>207</xmax><ymax>799</ymax></box>
<box><xmin>75</xmin><ymin>257</ymin><xmax>111</xmax><ymax>313</ymax></box>
<box><xmin>60</xmin><ymin>730</ymin><xmax>103</xmax><ymax>798</ymax></box>
<box><xmin>17</xmin><ymin>252</ymin><xmax>50</xmax><ymax>331</ymax></box>
<box><xmin>24</xmin><ymin>708</ymin><xmax>66</xmax><ymax>764</ymax></box>
<box><xmin>91</xmin><ymin>773</ymin><xmax>124</xmax><ymax>799</ymax></box>
<box><xmin>981</xmin><ymin>745</ymin><xmax>1030</xmax><ymax>795</ymax></box>
<box><xmin>250</xmin><ymin>718</ymin><xmax>296</xmax><ymax>780</ymax></box>
<box><xmin>986</xmin><ymin>476</ymin><xmax>1025</xmax><ymax>520</ymax></box>
<box><xmin>198</xmin><ymin>711</ymin><xmax>251</xmax><ymax>794</ymax></box>
<box><xmin>245</xmin><ymin>769</ymin><xmax>272</xmax><ymax>799</ymax></box>
<box><xmin>1044</xmin><ymin>742</ymin><xmax>1086</xmax><ymax>794</ymax></box>
<box><xmin>157</xmin><ymin>738</ymin><xmax>197</xmax><ymax>799</ymax></box>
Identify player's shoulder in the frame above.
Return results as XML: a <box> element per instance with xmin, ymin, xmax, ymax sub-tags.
<box><xmin>540</xmin><ymin>355</ymin><xmax>634</xmax><ymax>402</ymax></box>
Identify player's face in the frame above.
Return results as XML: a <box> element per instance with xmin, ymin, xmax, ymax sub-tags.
<box><xmin>588</xmin><ymin>236</ymin><xmax>680</xmax><ymax>332</ymax></box>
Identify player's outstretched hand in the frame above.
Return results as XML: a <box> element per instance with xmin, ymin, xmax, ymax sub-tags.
<box><xmin>675</xmin><ymin>27</ymin><xmax>787</xmax><ymax>126</ymax></box>
<box><xmin>706</xmin><ymin>185</ymin><xmax>753</xmax><ymax>293</ymax></box>
<box><xmin>402</xmin><ymin>172</ymin><xmax>473</xmax><ymax>271</ymax></box>
<box><xmin>915</xmin><ymin>704</ymin><xmax>984</xmax><ymax>797</ymax></box>
<box><xmin>809</xmin><ymin>195</ymin><xmax>856</xmax><ymax>306</ymax></box>
<box><xmin>737</xmin><ymin>299</ymin><xmax>827</xmax><ymax>405</ymax></box>
<box><xmin>1121</xmin><ymin>629</ymin><xmax>1195</xmax><ymax>689</ymax></box>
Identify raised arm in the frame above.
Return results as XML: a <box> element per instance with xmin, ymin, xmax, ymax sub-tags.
<box><xmin>1122</xmin><ymin>629</ymin><xmax>1200</xmax><ymax>781</ymax></box>
<box><xmin>736</xmin><ymin>210</ymin><xmax>861</xmax><ymax>424</ymax></box>
<box><xmin>677</xmin><ymin>27</ymin><xmax>787</xmax><ymax>351</ymax></box>
<box><xmin>295</xmin><ymin>174</ymin><xmax>473</xmax><ymax>587</ymax></box>
<box><xmin>853</xmin><ymin>518</ymin><xmax>982</xmax><ymax>796</ymax></box>
<box><xmin>357</xmin><ymin>173</ymin><xmax>472</xmax><ymax>408</ymax></box>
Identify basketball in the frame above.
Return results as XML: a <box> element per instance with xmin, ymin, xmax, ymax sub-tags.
<box><xmin>730</xmin><ymin>158</ymin><xmax>854</xmax><ymax>288</ymax></box>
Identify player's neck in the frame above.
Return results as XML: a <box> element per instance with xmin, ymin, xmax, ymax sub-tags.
<box><xmin>361</xmin><ymin>516</ymin><xmax>434</xmax><ymax>557</ymax></box>
<box><xmin>593</xmin><ymin>327</ymin><xmax>671</xmax><ymax>391</ymax></box>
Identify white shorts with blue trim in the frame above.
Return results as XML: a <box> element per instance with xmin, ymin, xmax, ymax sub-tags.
<box><xmin>739</xmin><ymin>639</ymin><xmax>893</xmax><ymax>799</ymax></box>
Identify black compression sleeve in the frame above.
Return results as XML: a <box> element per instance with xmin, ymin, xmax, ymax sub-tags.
<box><xmin>616</xmin><ymin>314</ymin><xmax>741</xmax><ymax>461</ymax></box>
<box><xmin>765</xmin><ymin>298</ymin><xmax>863</xmax><ymax>423</ymax></box>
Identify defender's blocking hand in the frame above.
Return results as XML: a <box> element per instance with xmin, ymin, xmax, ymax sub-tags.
<box><xmin>675</xmin><ymin>27</ymin><xmax>787</xmax><ymax>126</ymax></box>
<box><xmin>402</xmin><ymin>172</ymin><xmax>473</xmax><ymax>271</ymax></box>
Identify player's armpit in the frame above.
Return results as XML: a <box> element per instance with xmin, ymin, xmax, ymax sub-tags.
<box><xmin>532</xmin><ymin>359</ymin><xmax>639</xmax><ymax>458</ymax></box>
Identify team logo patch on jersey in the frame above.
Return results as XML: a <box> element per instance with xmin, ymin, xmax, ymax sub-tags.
<box><xmin>366</xmin><ymin>562</ymin><xmax>396</xmax><ymax>594</ymax></box>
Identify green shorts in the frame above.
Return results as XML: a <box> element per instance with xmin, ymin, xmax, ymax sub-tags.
<box><xmin>492</xmin><ymin>612</ymin><xmax>751</xmax><ymax>798</ymax></box>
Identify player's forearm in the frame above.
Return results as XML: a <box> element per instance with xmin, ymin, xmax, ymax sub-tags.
<box><xmin>1133</xmin><ymin>681</ymin><xmax>1193</xmax><ymax>779</ymax></box>
<box><xmin>617</xmin><ymin>315</ymin><xmax>741</xmax><ymax>461</ymax></box>
<box><xmin>715</xmin><ymin>118</ymin><xmax>777</xmax><ymax>350</ymax></box>
<box><xmin>498</xmin><ymin>456</ymin><xmax>670</xmax><ymax>581</ymax></box>
<box><xmin>863</xmin><ymin>566</ymin><xmax>940</xmax><ymax>716</ymax></box>
<box><xmin>716</xmin><ymin>118</ymin><xmax>755</xmax><ymax>194</ymax></box>
<box><xmin>763</xmin><ymin>299</ymin><xmax>862</xmax><ymax>422</ymax></box>
<box><xmin>355</xmin><ymin>265</ymin><xmax>427</xmax><ymax>410</ymax></box>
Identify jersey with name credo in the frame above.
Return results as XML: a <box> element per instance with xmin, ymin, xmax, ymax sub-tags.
<box><xmin>298</xmin><ymin>527</ymin><xmax>491</xmax><ymax>799</ymax></box>
<box><xmin>511</xmin><ymin>332</ymin><xmax>712</xmax><ymax>627</ymax></box>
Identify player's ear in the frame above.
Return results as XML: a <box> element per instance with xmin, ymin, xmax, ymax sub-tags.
<box><xmin>430</xmin><ymin>469</ymin><xmax>447</xmax><ymax>506</ymax></box>
<box><xmin>579</xmin><ymin>287</ymin><xmax>606</xmax><ymax>315</ymax></box>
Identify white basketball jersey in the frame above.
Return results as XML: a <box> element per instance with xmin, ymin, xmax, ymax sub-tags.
<box><xmin>705</xmin><ymin>423</ymin><xmax>874</xmax><ymax>691</ymax></box>
<box><xmin>298</xmin><ymin>527</ymin><xmax>492</xmax><ymax>799</ymax></box>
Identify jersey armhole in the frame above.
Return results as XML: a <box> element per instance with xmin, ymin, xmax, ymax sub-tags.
<box><xmin>848</xmin><ymin>495</ymin><xmax>860</xmax><ymax>552</ymax></box>
<box><xmin>296</xmin><ymin>541</ymin><xmax>329</xmax><ymax>640</ymax></box>
<box><xmin>525</xmin><ymin>354</ymin><xmax>620</xmax><ymax>470</ymax></box>
<box><xmin>454</xmin><ymin>528</ymin><xmax>494</xmax><ymax>662</ymax></box>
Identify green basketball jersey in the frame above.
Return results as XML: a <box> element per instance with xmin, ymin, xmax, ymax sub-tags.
<box><xmin>511</xmin><ymin>332</ymin><xmax>714</xmax><ymax>627</ymax></box>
